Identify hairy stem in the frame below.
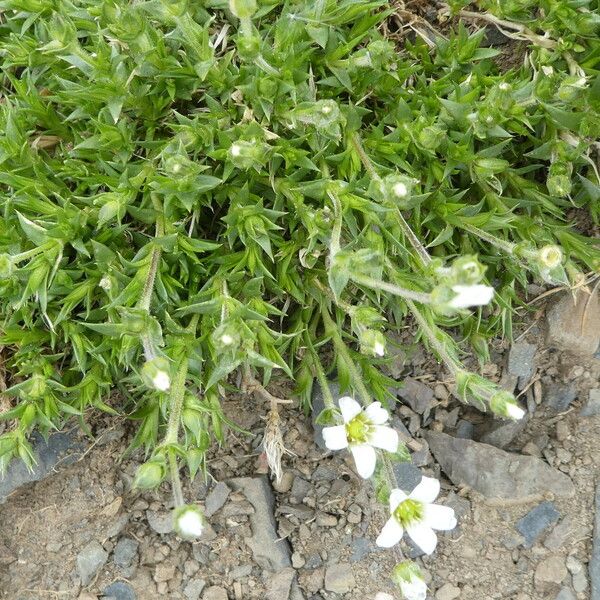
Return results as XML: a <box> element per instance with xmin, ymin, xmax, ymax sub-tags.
<box><xmin>321</xmin><ymin>306</ymin><xmax>371</xmax><ymax>405</ymax></box>
<box><xmin>351</xmin><ymin>273</ymin><xmax>432</xmax><ymax>304</ymax></box>
<box><xmin>350</xmin><ymin>132</ymin><xmax>432</xmax><ymax>267</ymax></box>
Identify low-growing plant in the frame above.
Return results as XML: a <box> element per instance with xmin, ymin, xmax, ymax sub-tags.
<box><xmin>0</xmin><ymin>0</ymin><xmax>598</xmax><ymax>595</ymax></box>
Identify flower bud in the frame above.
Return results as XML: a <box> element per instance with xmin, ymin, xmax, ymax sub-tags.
<box><xmin>418</xmin><ymin>125</ymin><xmax>444</xmax><ymax>150</ymax></box>
<box><xmin>141</xmin><ymin>357</ymin><xmax>171</xmax><ymax>392</ymax></box>
<box><xmin>211</xmin><ymin>322</ymin><xmax>241</xmax><ymax>352</ymax></box>
<box><xmin>392</xmin><ymin>561</ymin><xmax>427</xmax><ymax>600</ymax></box>
<box><xmin>450</xmin><ymin>256</ymin><xmax>486</xmax><ymax>285</ymax></box>
<box><xmin>229</xmin><ymin>0</ymin><xmax>257</xmax><ymax>19</ymax></box>
<box><xmin>173</xmin><ymin>504</ymin><xmax>205</xmax><ymax>539</ymax></box>
<box><xmin>99</xmin><ymin>275</ymin><xmax>112</xmax><ymax>291</ymax></box>
<box><xmin>0</xmin><ymin>254</ymin><xmax>14</xmax><ymax>279</ymax></box>
<box><xmin>370</xmin><ymin>173</ymin><xmax>415</xmax><ymax>208</ymax></box>
<box><xmin>133</xmin><ymin>459</ymin><xmax>166</xmax><ymax>489</ymax></box>
<box><xmin>557</xmin><ymin>75</ymin><xmax>587</xmax><ymax>102</ymax></box>
<box><xmin>236</xmin><ymin>34</ymin><xmax>261</xmax><ymax>59</ymax></box>
<box><xmin>359</xmin><ymin>329</ymin><xmax>386</xmax><ymax>357</ymax></box>
<box><xmin>537</xmin><ymin>245</ymin><xmax>562</xmax><ymax>270</ymax></box>
<box><xmin>228</xmin><ymin>139</ymin><xmax>266</xmax><ymax>170</ymax></box>
<box><xmin>29</xmin><ymin>373</ymin><xmax>48</xmax><ymax>400</ymax></box>
<box><xmin>547</xmin><ymin>174</ymin><xmax>571</xmax><ymax>197</ymax></box>
<box><xmin>489</xmin><ymin>390</ymin><xmax>525</xmax><ymax>420</ymax></box>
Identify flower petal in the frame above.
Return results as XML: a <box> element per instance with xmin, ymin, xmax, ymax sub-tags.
<box><xmin>338</xmin><ymin>396</ymin><xmax>362</xmax><ymax>423</ymax></box>
<box><xmin>449</xmin><ymin>284</ymin><xmax>494</xmax><ymax>308</ymax></box>
<box><xmin>376</xmin><ymin>517</ymin><xmax>404</xmax><ymax>548</ymax></box>
<box><xmin>350</xmin><ymin>443</ymin><xmax>377</xmax><ymax>479</ymax></box>
<box><xmin>368</xmin><ymin>426</ymin><xmax>398</xmax><ymax>453</ymax></box>
<box><xmin>423</xmin><ymin>504</ymin><xmax>457</xmax><ymax>531</ymax></box>
<box><xmin>389</xmin><ymin>488</ymin><xmax>408</xmax><ymax>512</ymax></box>
<box><xmin>322</xmin><ymin>425</ymin><xmax>348</xmax><ymax>450</ymax></box>
<box><xmin>364</xmin><ymin>401</ymin><xmax>389</xmax><ymax>425</ymax></box>
<box><xmin>409</xmin><ymin>476</ymin><xmax>440</xmax><ymax>503</ymax></box>
<box><xmin>406</xmin><ymin>522</ymin><xmax>438</xmax><ymax>555</ymax></box>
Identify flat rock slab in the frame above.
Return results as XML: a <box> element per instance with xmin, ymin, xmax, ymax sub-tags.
<box><xmin>227</xmin><ymin>476</ymin><xmax>291</xmax><ymax>571</ymax></box>
<box><xmin>0</xmin><ymin>429</ymin><xmax>86</xmax><ymax>503</ymax></box>
<box><xmin>516</xmin><ymin>501</ymin><xmax>560</xmax><ymax>547</ymax></box>
<box><xmin>425</xmin><ymin>432</ymin><xmax>574</xmax><ymax>499</ymax></box>
<box><xmin>591</xmin><ymin>484</ymin><xmax>600</xmax><ymax>600</ymax></box>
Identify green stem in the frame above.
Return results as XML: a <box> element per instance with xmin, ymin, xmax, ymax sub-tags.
<box><xmin>351</xmin><ymin>273</ymin><xmax>432</xmax><ymax>304</ymax></box>
<box><xmin>305</xmin><ymin>332</ymin><xmax>335</xmax><ymax>410</ymax></box>
<box><xmin>321</xmin><ymin>306</ymin><xmax>371</xmax><ymax>406</ymax></box>
<box><xmin>328</xmin><ymin>191</ymin><xmax>343</xmax><ymax>258</ymax></box>
<box><xmin>350</xmin><ymin>132</ymin><xmax>431</xmax><ymax>267</ymax></box>
<box><xmin>169</xmin><ymin>451</ymin><xmax>185</xmax><ymax>507</ymax></box>
<box><xmin>164</xmin><ymin>314</ymin><xmax>200</xmax><ymax>507</ymax></box>
<box><xmin>457</xmin><ymin>222</ymin><xmax>516</xmax><ymax>255</ymax></box>
<box><xmin>406</xmin><ymin>300</ymin><xmax>462</xmax><ymax>375</ymax></box>
<box><xmin>138</xmin><ymin>194</ymin><xmax>165</xmax><ymax>312</ymax></box>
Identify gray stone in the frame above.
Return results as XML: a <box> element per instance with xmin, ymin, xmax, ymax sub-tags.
<box><xmin>290</xmin><ymin>477</ymin><xmax>311</xmax><ymax>503</ymax></box>
<box><xmin>205</xmin><ymin>482</ymin><xmax>231</xmax><ymax>517</ymax></box>
<box><xmin>507</xmin><ymin>342</ymin><xmax>537</xmax><ymax>383</ymax></box>
<box><xmin>312</xmin><ymin>465</ymin><xmax>337</xmax><ymax>482</ymax></box>
<box><xmin>573</xmin><ymin>568</ymin><xmax>588</xmax><ymax>593</ymax></box>
<box><xmin>350</xmin><ymin>537</ymin><xmax>373</xmax><ymax>563</ymax></box>
<box><xmin>479</xmin><ymin>417</ymin><xmax>528</xmax><ymax>449</ymax></box>
<box><xmin>425</xmin><ymin>432</ymin><xmax>575</xmax><ymax>499</ymax></box>
<box><xmin>545</xmin><ymin>383</ymin><xmax>577</xmax><ymax>412</ymax></box>
<box><xmin>591</xmin><ymin>484</ymin><xmax>600</xmax><ymax>599</ymax></box>
<box><xmin>0</xmin><ymin>429</ymin><xmax>86</xmax><ymax>502</ymax></box>
<box><xmin>397</xmin><ymin>378</ymin><xmax>436</xmax><ymax>416</ymax></box>
<box><xmin>324</xmin><ymin>563</ymin><xmax>355</xmax><ymax>594</ymax></box>
<box><xmin>102</xmin><ymin>582</ymin><xmax>136</xmax><ymax>600</ymax></box>
<box><xmin>546</xmin><ymin>289</ymin><xmax>600</xmax><ymax>357</ymax></box>
<box><xmin>228</xmin><ymin>476</ymin><xmax>291</xmax><ymax>570</ymax></box>
<box><xmin>113</xmin><ymin>537</ymin><xmax>139</xmax><ymax>569</ymax></box>
<box><xmin>581</xmin><ymin>389</ymin><xmax>600</xmax><ymax>417</ymax></box>
<box><xmin>265</xmin><ymin>567</ymin><xmax>296</xmax><ymax>600</ymax></box>
<box><xmin>311</xmin><ymin>381</ymin><xmax>340</xmax><ymax>450</ymax></box>
<box><xmin>183</xmin><ymin>578</ymin><xmax>206</xmax><ymax>600</ymax></box>
<box><xmin>146</xmin><ymin>510</ymin><xmax>173</xmax><ymax>534</ymax></box>
<box><xmin>77</xmin><ymin>540</ymin><xmax>109</xmax><ymax>586</ymax></box>
<box><xmin>455</xmin><ymin>420</ymin><xmax>474</xmax><ymax>439</ymax></box>
<box><xmin>555</xmin><ymin>588</ymin><xmax>576</xmax><ymax>600</ymax></box>
<box><xmin>202</xmin><ymin>587</ymin><xmax>228</xmax><ymax>600</ymax></box>
<box><xmin>534</xmin><ymin>555</ymin><xmax>567</xmax><ymax>593</ymax></box>
<box><xmin>436</xmin><ymin>583</ymin><xmax>461</xmax><ymax>600</ymax></box>
<box><xmin>516</xmin><ymin>502</ymin><xmax>560</xmax><ymax>547</ymax></box>
<box><xmin>392</xmin><ymin>461</ymin><xmax>422</xmax><ymax>493</ymax></box>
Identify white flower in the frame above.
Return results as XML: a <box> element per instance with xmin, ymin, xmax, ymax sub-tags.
<box><xmin>376</xmin><ymin>476</ymin><xmax>457</xmax><ymax>554</ymax></box>
<box><xmin>322</xmin><ymin>397</ymin><xmax>398</xmax><ymax>479</ymax></box>
<box><xmin>449</xmin><ymin>284</ymin><xmax>494</xmax><ymax>309</ymax></box>
<box><xmin>230</xmin><ymin>143</ymin><xmax>241</xmax><ymax>157</ymax></box>
<box><xmin>174</xmin><ymin>505</ymin><xmax>205</xmax><ymax>539</ymax></box>
<box><xmin>506</xmin><ymin>403</ymin><xmax>525</xmax><ymax>420</ymax></box>
<box><xmin>152</xmin><ymin>370</ymin><xmax>171</xmax><ymax>392</ymax></box>
<box><xmin>374</xmin><ymin>341</ymin><xmax>385</xmax><ymax>357</ymax></box>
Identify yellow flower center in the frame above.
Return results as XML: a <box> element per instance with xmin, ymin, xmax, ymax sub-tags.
<box><xmin>345</xmin><ymin>414</ymin><xmax>372</xmax><ymax>443</ymax></box>
<box><xmin>394</xmin><ymin>499</ymin><xmax>424</xmax><ymax>526</ymax></box>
